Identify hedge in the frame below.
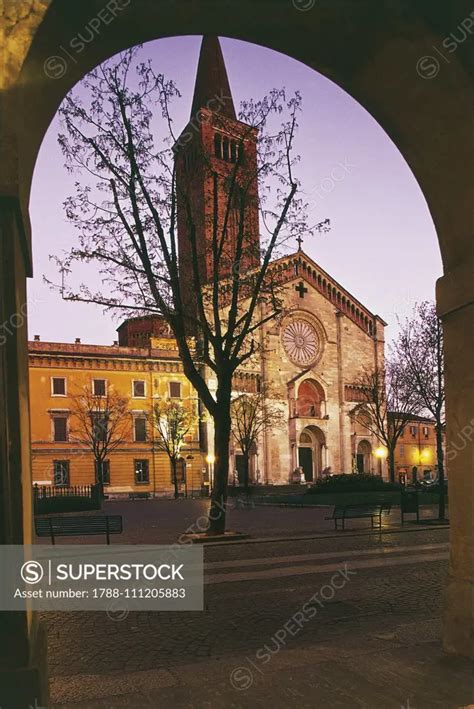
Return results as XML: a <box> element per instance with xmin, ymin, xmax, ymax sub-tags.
<box><xmin>34</xmin><ymin>496</ymin><xmax>101</xmax><ymax>515</ymax></box>
<box><xmin>306</xmin><ymin>473</ymin><xmax>402</xmax><ymax>495</ymax></box>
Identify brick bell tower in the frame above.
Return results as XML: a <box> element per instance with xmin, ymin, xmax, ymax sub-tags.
<box><xmin>174</xmin><ymin>35</ymin><xmax>260</xmax><ymax>319</ymax></box>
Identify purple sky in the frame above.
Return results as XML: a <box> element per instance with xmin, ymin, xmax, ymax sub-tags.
<box><xmin>28</xmin><ymin>35</ymin><xmax>441</xmax><ymax>345</ymax></box>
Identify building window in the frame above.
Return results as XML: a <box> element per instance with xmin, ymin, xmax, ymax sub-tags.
<box><xmin>169</xmin><ymin>381</ymin><xmax>181</xmax><ymax>399</ymax></box>
<box><xmin>51</xmin><ymin>377</ymin><xmax>66</xmax><ymax>396</ymax></box>
<box><xmin>400</xmin><ymin>445</ymin><xmax>405</xmax><ymax>457</ymax></box>
<box><xmin>222</xmin><ymin>137</ymin><xmax>230</xmax><ymax>161</ymax></box>
<box><xmin>93</xmin><ymin>379</ymin><xmax>106</xmax><ymax>396</ymax></box>
<box><xmin>53</xmin><ymin>416</ymin><xmax>68</xmax><ymax>442</ymax></box>
<box><xmin>423</xmin><ymin>426</ymin><xmax>429</xmax><ymax>438</ymax></box>
<box><xmin>214</xmin><ymin>133</ymin><xmax>222</xmax><ymax>159</ymax></box>
<box><xmin>134</xmin><ymin>460</ymin><xmax>149</xmax><ymax>485</ymax></box>
<box><xmin>96</xmin><ymin>460</ymin><xmax>110</xmax><ymax>485</ymax></box>
<box><xmin>92</xmin><ymin>412</ymin><xmax>108</xmax><ymax>442</ymax></box>
<box><xmin>134</xmin><ymin>416</ymin><xmax>147</xmax><ymax>442</ymax></box>
<box><xmin>53</xmin><ymin>460</ymin><xmax>70</xmax><ymax>486</ymax></box>
<box><xmin>410</xmin><ymin>425</ymin><xmax>417</xmax><ymax>437</ymax></box>
<box><xmin>132</xmin><ymin>380</ymin><xmax>146</xmax><ymax>398</ymax></box>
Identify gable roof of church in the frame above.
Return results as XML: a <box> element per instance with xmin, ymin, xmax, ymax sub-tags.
<box><xmin>191</xmin><ymin>35</ymin><xmax>237</xmax><ymax>120</ymax></box>
<box><xmin>269</xmin><ymin>251</ymin><xmax>387</xmax><ymax>336</ymax></box>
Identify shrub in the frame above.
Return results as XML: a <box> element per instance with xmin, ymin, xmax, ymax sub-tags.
<box><xmin>34</xmin><ymin>496</ymin><xmax>101</xmax><ymax>515</ymax></box>
<box><xmin>306</xmin><ymin>473</ymin><xmax>402</xmax><ymax>494</ymax></box>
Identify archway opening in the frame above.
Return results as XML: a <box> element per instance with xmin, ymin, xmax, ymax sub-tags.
<box><xmin>298</xmin><ymin>426</ymin><xmax>326</xmax><ymax>481</ymax></box>
<box><xmin>356</xmin><ymin>439</ymin><xmax>372</xmax><ymax>474</ymax></box>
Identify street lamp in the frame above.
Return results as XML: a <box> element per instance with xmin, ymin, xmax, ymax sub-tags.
<box><xmin>374</xmin><ymin>446</ymin><xmax>387</xmax><ymax>477</ymax></box>
<box><xmin>186</xmin><ymin>454</ymin><xmax>194</xmax><ymax>497</ymax></box>
<box><xmin>206</xmin><ymin>453</ymin><xmax>215</xmax><ymax>492</ymax></box>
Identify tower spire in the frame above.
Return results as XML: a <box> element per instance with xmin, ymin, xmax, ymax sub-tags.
<box><xmin>190</xmin><ymin>35</ymin><xmax>236</xmax><ymax>120</ymax></box>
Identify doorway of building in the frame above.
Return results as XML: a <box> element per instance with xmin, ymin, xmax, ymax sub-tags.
<box><xmin>356</xmin><ymin>440</ymin><xmax>372</xmax><ymax>473</ymax></box>
<box><xmin>298</xmin><ymin>426</ymin><xmax>326</xmax><ymax>481</ymax></box>
<box><xmin>235</xmin><ymin>454</ymin><xmax>246</xmax><ymax>484</ymax></box>
<box><xmin>298</xmin><ymin>446</ymin><xmax>313</xmax><ymax>482</ymax></box>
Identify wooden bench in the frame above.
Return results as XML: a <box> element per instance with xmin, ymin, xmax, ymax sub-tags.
<box><xmin>326</xmin><ymin>503</ymin><xmax>391</xmax><ymax>530</ymax></box>
<box><xmin>35</xmin><ymin>515</ymin><xmax>123</xmax><ymax>544</ymax></box>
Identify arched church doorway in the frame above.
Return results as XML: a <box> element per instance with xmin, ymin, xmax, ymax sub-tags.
<box><xmin>356</xmin><ymin>440</ymin><xmax>372</xmax><ymax>473</ymax></box>
<box><xmin>298</xmin><ymin>426</ymin><xmax>326</xmax><ymax>482</ymax></box>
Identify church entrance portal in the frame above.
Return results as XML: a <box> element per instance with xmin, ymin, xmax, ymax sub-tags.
<box><xmin>298</xmin><ymin>427</ymin><xmax>326</xmax><ymax>481</ymax></box>
<box><xmin>235</xmin><ymin>454</ymin><xmax>246</xmax><ymax>484</ymax></box>
<box><xmin>356</xmin><ymin>440</ymin><xmax>372</xmax><ymax>473</ymax></box>
<box><xmin>298</xmin><ymin>447</ymin><xmax>313</xmax><ymax>482</ymax></box>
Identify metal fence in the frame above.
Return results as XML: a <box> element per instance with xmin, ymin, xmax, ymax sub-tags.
<box><xmin>33</xmin><ymin>484</ymin><xmax>98</xmax><ymax>499</ymax></box>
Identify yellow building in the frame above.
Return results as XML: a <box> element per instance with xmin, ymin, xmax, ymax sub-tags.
<box><xmin>393</xmin><ymin>414</ymin><xmax>445</xmax><ymax>484</ymax></box>
<box><xmin>29</xmin><ymin>319</ymin><xmax>205</xmax><ymax>497</ymax></box>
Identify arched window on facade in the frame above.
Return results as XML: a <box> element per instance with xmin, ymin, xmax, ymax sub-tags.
<box><xmin>296</xmin><ymin>379</ymin><xmax>325</xmax><ymax>418</ymax></box>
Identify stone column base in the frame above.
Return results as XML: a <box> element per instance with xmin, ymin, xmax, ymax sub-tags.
<box><xmin>443</xmin><ymin>574</ymin><xmax>474</xmax><ymax>659</ymax></box>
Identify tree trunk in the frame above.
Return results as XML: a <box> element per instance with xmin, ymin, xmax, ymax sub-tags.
<box><xmin>435</xmin><ymin>420</ymin><xmax>446</xmax><ymax>520</ymax></box>
<box><xmin>243</xmin><ymin>451</ymin><xmax>250</xmax><ymax>496</ymax></box>
<box><xmin>171</xmin><ymin>458</ymin><xmax>179</xmax><ymax>499</ymax></box>
<box><xmin>208</xmin><ymin>396</ymin><xmax>232</xmax><ymax>535</ymax></box>
<box><xmin>388</xmin><ymin>448</ymin><xmax>396</xmax><ymax>484</ymax></box>
<box><xmin>96</xmin><ymin>459</ymin><xmax>105</xmax><ymax>498</ymax></box>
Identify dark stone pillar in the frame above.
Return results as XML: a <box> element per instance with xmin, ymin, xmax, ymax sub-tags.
<box><xmin>0</xmin><ymin>195</ymin><xmax>50</xmax><ymax>707</ymax></box>
<box><xmin>438</xmin><ymin>264</ymin><xmax>474</xmax><ymax>659</ymax></box>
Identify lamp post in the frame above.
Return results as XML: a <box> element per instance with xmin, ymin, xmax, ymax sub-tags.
<box><xmin>186</xmin><ymin>454</ymin><xmax>194</xmax><ymax>498</ymax></box>
<box><xmin>206</xmin><ymin>453</ymin><xmax>215</xmax><ymax>492</ymax></box>
<box><xmin>374</xmin><ymin>446</ymin><xmax>387</xmax><ymax>477</ymax></box>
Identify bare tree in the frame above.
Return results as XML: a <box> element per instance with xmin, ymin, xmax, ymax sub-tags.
<box><xmin>351</xmin><ymin>362</ymin><xmax>420</xmax><ymax>483</ymax></box>
<box><xmin>49</xmin><ymin>47</ymin><xmax>328</xmax><ymax>533</ymax></box>
<box><xmin>231</xmin><ymin>387</ymin><xmax>284</xmax><ymax>493</ymax></box>
<box><xmin>153</xmin><ymin>399</ymin><xmax>198</xmax><ymax>499</ymax></box>
<box><xmin>69</xmin><ymin>385</ymin><xmax>131</xmax><ymax>492</ymax></box>
<box><xmin>395</xmin><ymin>301</ymin><xmax>446</xmax><ymax>519</ymax></box>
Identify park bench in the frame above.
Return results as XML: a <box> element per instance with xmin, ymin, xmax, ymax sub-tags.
<box><xmin>35</xmin><ymin>514</ymin><xmax>123</xmax><ymax>544</ymax></box>
<box><xmin>326</xmin><ymin>502</ymin><xmax>391</xmax><ymax>530</ymax></box>
<box><xmin>128</xmin><ymin>491</ymin><xmax>151</xmax><ymax>501</ymax></box>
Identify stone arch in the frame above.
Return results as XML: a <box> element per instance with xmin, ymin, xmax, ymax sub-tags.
<box><xmin>298</xmin><ymin>425</ymin><xmax>326</xmax><ymax>481</ymax></box>
<box><xmin>296</xmin><ymin>378</ymin><xmax>325</xmax><ymax>418</ymax></box>
<box><xmin>0</xmin><ymin>3</ymin><xmax>472</xmax><ymax>691</ymax></box>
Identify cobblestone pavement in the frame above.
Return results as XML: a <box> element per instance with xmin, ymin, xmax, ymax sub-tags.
<box><xmin>35</xmin><ymin>497</ymin><xmax>448</xmax><ymax>546</ymax></box>
<box><xmin>43</xmin><ymin>526</ymin><xmax>473</xmax><ymax>708</ymax></box>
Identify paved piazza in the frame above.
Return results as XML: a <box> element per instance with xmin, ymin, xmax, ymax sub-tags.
<box><xmin>37</xmin><ymin>501</ymin><xmax>473</xmax><ymax>708</ymax></box>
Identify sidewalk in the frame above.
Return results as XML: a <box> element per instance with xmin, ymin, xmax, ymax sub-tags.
<box><xmin>52</xmin><ymin>630</ymin><xmax>473</xmax><ymax>708</ymax></box>
<box><xmin>89</xmin><ymin>498</ymin><xmax>446</xmax><ymax>545</ymax></box>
